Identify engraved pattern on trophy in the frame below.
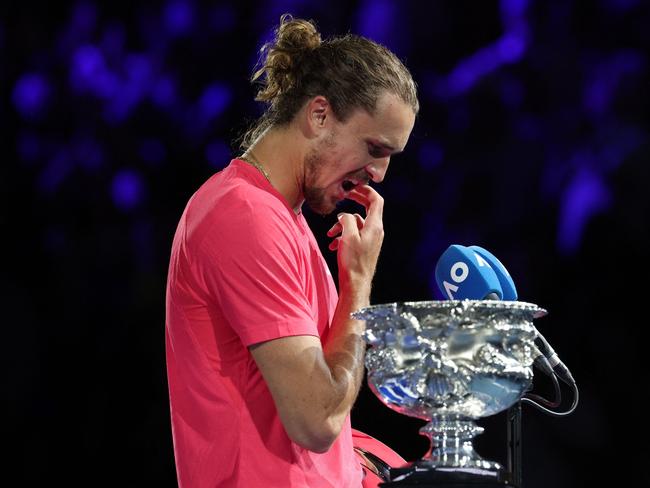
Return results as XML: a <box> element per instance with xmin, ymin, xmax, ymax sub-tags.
<box><xmin>354</xmin><ymin>300</ymin><xmax>546</xmax><ymax>480</ymax></box>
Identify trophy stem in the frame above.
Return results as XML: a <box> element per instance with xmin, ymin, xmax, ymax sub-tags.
<box><xmin>419</xmin><ymin>416</ymin><xmax>499</xmax><ymax>471</ymax></box>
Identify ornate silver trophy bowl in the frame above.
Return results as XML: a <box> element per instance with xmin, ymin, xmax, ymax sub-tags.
<box><xmin>353</xmin><ymin>300</ymin><xmax>546</xmax><ymax>486</ymax></box>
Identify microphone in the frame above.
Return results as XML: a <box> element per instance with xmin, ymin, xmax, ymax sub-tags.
<box><xmin>434</xmin><ymin>244</ymin><xmax>503</xmax><ymax>300</ymax></box>
<box><xmin>435</xmin><ymin>245</ymin><xmax>575</xmax><ymax>385</ymax></box>
<box><xmin>468</xmin><ymin>245</ymin><xmax>517</xmax><ymax>300</ymax></box>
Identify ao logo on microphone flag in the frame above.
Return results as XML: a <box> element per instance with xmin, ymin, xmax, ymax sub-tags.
<box><xmin>434</xmin><ymin>244</ymin><xmax>518</xmax><ymax>301</ymax></box>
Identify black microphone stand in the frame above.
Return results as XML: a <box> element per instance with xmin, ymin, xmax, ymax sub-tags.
<box><xmin>507</xmin><ymin>402</ymin><xmax>523</xmax><ymax>488</ymax></box>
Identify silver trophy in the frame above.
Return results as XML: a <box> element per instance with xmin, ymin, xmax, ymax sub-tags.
<box><xmin>353</xmin><ymin>300</ymin><xmax>546</xmax><ymax>486</ymax></box>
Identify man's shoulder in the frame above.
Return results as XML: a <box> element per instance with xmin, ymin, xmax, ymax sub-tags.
<box><xmin>185</xmin><ymin>169</ymin><xmax>297</xmax><ymax>243</ymax></box>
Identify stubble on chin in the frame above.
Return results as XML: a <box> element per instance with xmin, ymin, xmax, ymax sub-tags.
<box><xmin>304</xmin><ymin>149</ymin><xmax>337</xmax><ymax>216</ymax></box>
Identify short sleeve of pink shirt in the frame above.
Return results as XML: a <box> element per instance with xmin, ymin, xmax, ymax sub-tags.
<box><xmin>165</xmin><ymin>160</ymin><xmax>363</xmax><ymax>488</ymax></box>
<box><xmin>197</xmin><ymin>184</ymin><xmax>322</xmax><ymax>346</ymax></box>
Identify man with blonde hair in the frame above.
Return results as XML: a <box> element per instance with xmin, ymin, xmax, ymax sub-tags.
<box><xmin>165</xmin><ymin>14</ymin><xmax>417</xmax><ymax>487</ymax></box>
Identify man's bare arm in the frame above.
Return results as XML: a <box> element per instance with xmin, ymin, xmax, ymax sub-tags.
<box><xmin>249</xmin><ymin>185</ymin><xmax>383</xmax><ymax>453</ymax></box>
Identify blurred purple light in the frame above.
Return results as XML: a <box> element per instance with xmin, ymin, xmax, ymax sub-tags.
<box><xmin>500</xmin><ymin>0</ymin><xmax>529</xmax><ymax>30</ymax></box>
<box><xmin>101</xmin><ymin>22</ymin><xmax>126</xmax><ymax>59</ymax></box>
<box><xmin>103</xmin><ymin>54</ymin><xmax>153</xmax><ymax>124</ymax></box>
<box><xmin>73</xmin><ymin>136</ymin><xmax>105</xmax><ymax>171</ymax></box>
<box><xmin>12</xmin><ymin>73</ymin><xmax>51</xmax><ymax>120</ymax></box>
<box><xmin>557</xmin><ymin>167</ymin><xmax>611</xmax><ymax>255</ymax></box>
<box><xmin>72</xmin><ymin>44</ymin><xmax>104</xmax><ymax>79</ymax></box>
<box><xmin>38</xmin><ymin>150</ymin><xmax>72</xmax><ymax>194</ymax></box>
<box><xmin>499</xmin><ymin>77</ymin><xmax>524</xmax><ymax>107</ymax></box>
<box><xmin>434</xmin><ymin>0</ymin><xmax>530</xmax><ymax>98</ymax></box>
<box><xmin>70</xmin><ymin>44</ymin><xmax>119</xmax><ymax>98</ymax></box>
<box><xmin>443</xmin><ymin>47</ymin><xmax>501</xmax><ymax>96</ymax></box>
<box><xmin>583</xmin><ymin>51</ymin><xmax>645</xmax><ymax>116</ymax></box>
<box><xmin>70</xmin><ymin>1</ymin><xmax>97</xmax><ymax>32</ymax></box>
<box><xmin>151</xmin><ymin>75</ymin><xmax>177</xmax><ymax>108</ymax></box>
<box><xmin>357</xmin><ymin>0</ymin><xmax>396</xmax><ymax>47</ymax></box>
<box><xmin>111</xmin><ymin>169</ymin><xmax>145</xmax><ymax>211</ymax></box>
<box><xmin>199</xmin><ymin>83</ymin><xmax>232</xmax><ymax>122</ymax></box>
<box><xmin>498</xmin><ymin>34</ymin><xmax>526</xmax><ymax>62</ymax></box>
<box><xmin>164</xmin><ymin>0</ymin><xmax>195</xmax><ymax>36</ymax></box>
<box><xmin>205</xmin><ymin>140</ymin><xmax>231</xmax><ymax>168</ymax></box>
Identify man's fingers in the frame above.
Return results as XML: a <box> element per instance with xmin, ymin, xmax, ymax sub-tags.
<box><xmin>338</xmin><ymin>213</ymin><xmax>359</xmax><ymax>238</ymax></box>
<box><xmin>353</xmin><ymin>213</ymin><xmax>365</xmax><ymax>229</ymax></box>
<box><xmin>345</xmin><ymin>189</ymin><xmax>370</xmax><ymax>208</ymax></box>
<box><xmin>328</xmin><ymin>237</ymin><xmax>340</xmax><ymax>251</ymax></box>
<box><xmin>351</xmin><ymin>185</ymin><xmax>383</xmax><ymax>227</ymax></box>
<box><xmin>327</xmin><ymin>221</ymin><xmax>342</xmax><ymax>237</ymax></box>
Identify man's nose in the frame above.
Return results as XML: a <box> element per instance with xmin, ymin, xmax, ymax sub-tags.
<box><xmin>365</xmin><ymin>157</ymin><xmax>390</xmax><ymax>183</ymax></box>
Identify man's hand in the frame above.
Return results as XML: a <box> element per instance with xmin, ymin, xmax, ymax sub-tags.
<box><xmin>326</xmin><ymin>185</ymin><xmax>384</xmax><ymax>294</ymax></box>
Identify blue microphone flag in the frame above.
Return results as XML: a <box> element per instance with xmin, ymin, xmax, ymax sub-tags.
<box><xmin>468</xmin><ymin>245</ymin><xmax>518</xmax><ymax>300</ymax></box>
<box><xmin>434</xmin><ymin>244</ymin><xmax>503</xmax><ymax>300</ymax></box>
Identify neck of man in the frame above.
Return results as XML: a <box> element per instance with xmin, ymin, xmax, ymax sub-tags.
<box><xmin>247</xmin><ymin>124</ymin><xmax>307</xmax><ymax>214</ymax></box>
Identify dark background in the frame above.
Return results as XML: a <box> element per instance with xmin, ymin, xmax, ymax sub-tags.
<box><xmin>3</xmin><ymin>0</ymin><xmax>649</xmax><ymax>486</ymax></box>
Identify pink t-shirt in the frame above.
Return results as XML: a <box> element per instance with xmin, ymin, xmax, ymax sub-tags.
<box><xmin>165</xmin><ymin>159</ymin><xmax>363</xmax><ymax>487</ymax></box>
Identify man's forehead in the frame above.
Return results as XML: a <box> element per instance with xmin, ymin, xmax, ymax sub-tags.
<box><xmin>365</xmin><ymin>113</ymin><xmax>414</xmax><ymax>151</ymax></box>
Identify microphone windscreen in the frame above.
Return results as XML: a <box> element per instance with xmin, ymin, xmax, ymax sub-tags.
<box><xmin>434</xmin><ymin>244</ymin><xmax>503</xmax><ymax>300</ymax></box>
<box><xmin>468</xmin><ymin>245</ymin><xmax>518</xmax><ymax>300</ymax></box>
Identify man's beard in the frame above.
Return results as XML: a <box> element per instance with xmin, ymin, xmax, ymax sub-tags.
<box><xmin>303</xmin><ymin>148</ymin><xmax>337</xmax><ymax>216</ymax></box>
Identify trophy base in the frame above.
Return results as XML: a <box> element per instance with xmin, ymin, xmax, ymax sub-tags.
<box><xmin>379</xmin><ymin>465</ymin><xmax>514</xmax><ymax>487</ymax></box>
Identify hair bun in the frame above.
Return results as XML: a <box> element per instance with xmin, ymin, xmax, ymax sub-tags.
<box><xmin>275</xmin><ymin>14</ymin><xmax>321</xmax><ymax>52</ymax></box>
<box><xmin>253</xmin><ymin>14</ymin><xmax>321</xmax><ymax>103</ymax></box>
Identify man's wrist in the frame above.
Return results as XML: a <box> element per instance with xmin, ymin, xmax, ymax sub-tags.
<box><xmin>338</xmin><ymin>277</ymin><xmax>372</xmax><ymax>309</ymax></box>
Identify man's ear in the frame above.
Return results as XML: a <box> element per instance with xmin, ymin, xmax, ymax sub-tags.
<box><xmin>306</xmin><ymin>96</ymin><xmax>330</xmax><ymax>134</ymax></box>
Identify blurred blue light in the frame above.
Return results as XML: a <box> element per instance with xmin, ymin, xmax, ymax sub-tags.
<box><xmin>418</xmin><ymin>141</ymin><xmax>444</xmax><ymax>171</ymax></box>
<box><xmin>583</xmin><ymin>51</ymin><xmax>645</xmax><ymax>116</ymax></box>
<box><xmin>111</xmin><ymin>169</ymin><xmax>145</xmax><ymax>211</ymax></box>
<box><xmin>73</xmin><ymin>136</ymin><xmax>105</xmax><ymax>171</ymax></box>
<box><xmin>501</xmin><ymin>0</ymin><xmax>529</xmax><ymax>20</ymax></box>
<box><xmin>38</xmin><ymin>150</ymin><xmax>72</xmax><ymax>194</ymax></box>
<box><xmin>435</xmin><ymin>0</ymin><xmax>530</xmax><ymax>98</ymax></box>
<box><xmin>557</xmin><ymin>167</ymin><xmax>611</xmax><ymax>255</ymax></box>
<box><xmin>102</xmin><ymin>53</ymin><xmax>153</xmax><ymax>123</ymax></box>
<box><xmin>357</xmin><ymin>0</ymin><xmax>396</xmax><ymax>47</ymax></box>
<box><xmin>101</xmin><ymin>21</ymin><xmax>126</xmax><ymax>58</ymax></box>
<box><xmin>583</xmin><ymin>76</ymin><xmax>611</xmax><ymax>116</ymax></box>
<box><xmin>205</xmin><ymin>140</ymin><xmax>232</xmax><ymax>168</ymax></box>
<box><xmin>72</xmin><ymin>44</ymin><xmax>104</xmax><ymax>79</ymax></box>
<box><xmin>151</xmin><ymin>75</ymin><xmax>177</xmax><ymax>108</ymax></box>
<box><xmin>12</xmin><ymin>73</ymin><xmax>50</xmax><ymax>120</ymax></box>
<box><xmin>70</xmin><ymin>44</ymin><xmax>118</xmax><ymax>98</ymax></box>
<box><xmin>102</xmin><ymin>55</ymin><xmax>153</xmax><ymax>124</ymax></box>
<box><xmin>70</xmin><ymin>1</ymin><xmax>97</xmax><ymax>32</ymax></box>
<box><xmin>499</xmin><ymin>77</ymin><xmax>524</xmax><ymax>108</ymax></box>
<box><xmin>498</xmin><ymin>33</ymin><xmax>526</xmax><ymax>62</ymax></box>
<box><xmin>125</xmin><ymin>54</ymin><xmax>152</xmax><ymax>85</ymax></box>
<box><xmin>199</xmin><ymin>83</ymin><xmax>232</xmax><ymax>122</ymax></box>
<box><xmin>164</xmin><ymin>0</ymin><xmax>195</xmax><ymax>36</ymax></box>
